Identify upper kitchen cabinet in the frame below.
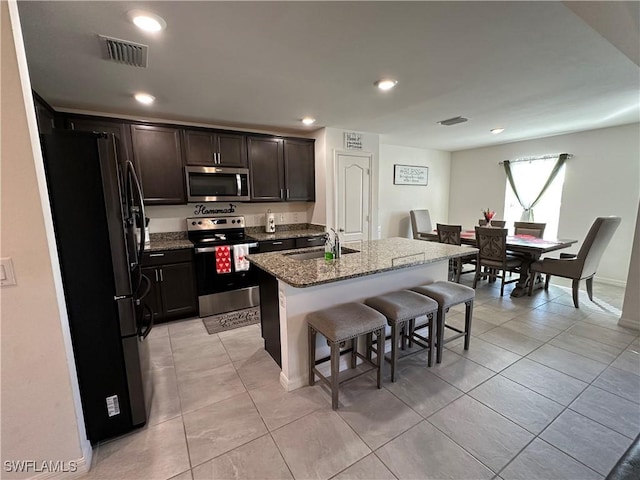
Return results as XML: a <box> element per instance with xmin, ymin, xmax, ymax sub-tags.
<box><xmin>248</xmin><ymin>136</ymin><xmax>315</xmax><ymax>202</ymax></box>
<box><xmin>67</xmin><ymin>115</ymin><xmax>133</xmax><ymax>163</ymax></box>
<box><xmin>33</xmin><ymin>91</ymin><xmax>57</xmax><ymax>134</ymax></box>
<box><xmin>130</xmin><ymin>125</ymin><xmax>186</xmax><ymax>205</ymax></box>
<box><xmin>183</xmin><ymin>129</ymin><xmax>247</xmax><ymax>167</ymax></box>
<box><xmin>283</xmin><ymin>138</ymin><xmax>315</xmax><ymax>201</ymax></box>
<box><xmin>248</xmin><ymin>136</ymin><xmax>285</xmax><ymax>202</ymax></box>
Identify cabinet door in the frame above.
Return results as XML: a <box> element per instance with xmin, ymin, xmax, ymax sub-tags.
<box><xmin>68</xmin><ymin>117</ymin><xmax>133</xmax><ymax>163</ymax></box>
<box><xmin>159</xmin><ymin>263</ymin><xmax>197</xmax><ymax>319</ymax></box>
<box><xmin>258</xmin><ymin>239</ymin><xmax>296</xmax><ymax>252</ymax></box>
<box><xmin>130</xmin><ymin>125</ymin><xmax>186</xmax><ymax>205</ymax></box>
<box><xmin>217</xmin><ymin>133</ymin><xmax>247</xmax><ymax>167</ymax></box>
<box><xmin>183</xmin><ymin>130</ymin><xmax>216</xmax><ymax>166</ymax></box>
<box><xmin>141</xmin><ymin>267</ymin><xmax>163</xmax><ymax>322</ymax></box>
<box><xmin>295</xmin><ymin>236</ymin><xmax>325</xmax><ymax>248</ymax></box>
<box><xmin>284</xmin><ymin>139</ymin><xmax>315</xmax><ymax>201</ymax></box>
<box><xmin>248</xmin><ymin>136</ymin><xmax>284</xmax><ymax>201</ymax></box>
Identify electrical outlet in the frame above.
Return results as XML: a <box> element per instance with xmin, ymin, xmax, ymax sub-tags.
<box><xmin>280</xmin><ymin>214</ymin><xmax>285</xmax><ymax>223</ymax></box>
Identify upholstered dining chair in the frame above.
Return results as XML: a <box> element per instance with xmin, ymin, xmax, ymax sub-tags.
<box><xmin>437</xmin><ymin>223</ymin><xmax>476</xmax><ymax>282</ymax></box>
<box><xmin>410</xmin><ymin>210</ymin><xmax>433</xmax><ymax>240</ymax></box>
<box><xmin>478</xmin><ymin>219</ymin><xmax>506</xmax><ymax>228</ymax></box>
<box><xmin>528</xmin><ymin>216</ymin><xmax>621</xmax><ymax>308</ymax></box>
<box><xmin>514</xmin><ymin>222</ymin><xmax>546</xmax><ymax>238</ymax></box>
<box><xmin>473</xmin><ymin>227</ymin><xmax>523</xmax><ymax>296</ymax></box>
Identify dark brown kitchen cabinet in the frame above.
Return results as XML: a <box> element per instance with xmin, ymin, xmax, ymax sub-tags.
<box><xmin>33</xmin><ymin>92</ymin><xmax>56</xmax><ymax>134</ymax></box>
<box><xmin>142</xmin><ymin>249</ymin><xmax>197</xmax><ymax>323</ymax></box>
<box><xmin>183</xmin><ymin>129</ymin><xmax>247</xmax><ymax>167</ymax></box>
<box><xmin>295</xmin><ymin>235</ymin><xmax>325</xmax><ymax>248</ymax></box>
<box><xmin>284</xmin><ymin>139</ymin><xmax>315</xmax><ymax>201</ymax></box>
<box><xmin>248</xmin><ymin>136</ymin><xmax>285</xmax><ymax>201</ymax></box>
<box><xmin>67</xmin><ymin>116</ymin><xmax>133</xmax><ymax>162</ymax></box>
<box><xmin>130</xmin><ymin>125</ymin><xmax>186</xmax><ymax>205</ymax></box>
<box><xmin>258</xmin><ymin>238</ymin><xmax>296</xmax><ymax>252</ymax></box>
<box><xmin>248</xmin><ymin>136</ymin><xmax>315</xmax><ymax>202</ymax></box>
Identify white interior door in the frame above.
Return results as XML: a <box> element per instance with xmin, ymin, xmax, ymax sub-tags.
<box><xmin>336</xmin><ymin>152</ymin><xmax>371</xmax><ymax>244</ymax></box>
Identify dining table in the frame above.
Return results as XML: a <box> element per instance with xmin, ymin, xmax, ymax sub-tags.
<box><xmin>418</xmin><ymin>229</ymin><xmax>578</xmax><ymax>297</ymax></box>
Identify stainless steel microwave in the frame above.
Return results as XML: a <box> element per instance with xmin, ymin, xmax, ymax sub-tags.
<box><xmin>185</xmin><ymin>166</ymin><xmax>250</xmax><ymax>202</ymax></box>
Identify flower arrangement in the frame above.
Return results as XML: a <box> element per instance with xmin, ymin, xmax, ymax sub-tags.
<box><xmin>482</xmin><ymin>208</ymin><xmax>495</xmax><ymax>223</ymax></box>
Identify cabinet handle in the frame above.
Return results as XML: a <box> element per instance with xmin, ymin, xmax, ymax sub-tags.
<box><xmin>280</xmin><ymin>189</ymin><xmax>284</xmax><ymax>199</ymax></box>
<box><xmin>217</xmin><ymin>152</ymin><xmax>222</xmax><ymax>163</ymax></box>
<box><xmin>149</xmin><ymin>253</ymin><xmax>165</xmax><ymax>257</ymax></box>
<box><xmin>213</xmin><ymin>152</ymin><xmax>217</xmax><ymax>163</ymax></box>
<box><xmin>159</xmin><ymin>269</ymin><xmax>164</xmax><ymax>282</ymax></box>
<box><xmin>286</xmin><ymin>188</ymin><xmax>290</xmax><ymax>199</ymax></box>
<box><xmin>155</xmin><ymin>270</ymin><xmax>159</xmax><ymax>282</ymax></box>
<box><xmin>307</xmin><ymin>238</ymin><xmax>316</xmax><ymax>242</ymax></box>
<box><xmin>272</xmin><ymin>241</ymin><xmax>283</xmax><ymax>245</ymax></box>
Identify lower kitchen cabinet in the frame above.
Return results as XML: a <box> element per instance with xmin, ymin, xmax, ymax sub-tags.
<box><xmin>142</xmin><ymin>249</ymin><xmax>197</xmax><ymax>323</ymax></box>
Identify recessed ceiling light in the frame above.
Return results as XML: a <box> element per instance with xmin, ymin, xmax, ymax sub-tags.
<box><xmin>301</xmin><ymin>117</ymin><xmax>316</xmax><ymax>126</ymax></box>
<box><xmin>128</xmin><ymin>10</ymin><xmax>167</xmax><ymax>32</ymax></box>
<box><xmin>491</xmin><ymin>127</ymin><xmax>505</xmax><ymax>134</ymax></box>
<box><xmin>134</xmin><ymin>93</ymin><xmax>155</xmax><ymax>105</ymax></box>
<box><xmin>375</xmin><ymin>79</ymin><xmax>398</xmax><ymax>91</ymax></box>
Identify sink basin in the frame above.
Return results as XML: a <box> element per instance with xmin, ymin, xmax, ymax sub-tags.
<box><xmin>285</xmin><ymin>247</ymin><xmax>359</xmax><ymax>261</ymax></box>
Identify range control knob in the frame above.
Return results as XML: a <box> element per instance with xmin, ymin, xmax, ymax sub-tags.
<box><xmin>231</xmin><ymin>219</ymin><xmax>236</xmax><ymax>224</ymax></box>
<box><xmin>198</xmin><ymin>221</ymin><xmax>202</xmax><ymax>225</ymax></box>
<box><xmin>191</xmin><ymin>221</ymin><xmax>196</xmax><ymax>226</ymax></box>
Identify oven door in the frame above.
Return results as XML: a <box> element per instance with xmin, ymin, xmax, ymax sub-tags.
<box><xmin>185</xmin><ymin>166</ymin><xmax>250</xmax><ymax>202</ymax></box>
<box><xmin>193</xmin><ymin>242</ymin><xmax>259</xmax><ymax>316</ymax></box>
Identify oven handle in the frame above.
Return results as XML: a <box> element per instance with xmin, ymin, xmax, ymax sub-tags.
<box><xmin>195</xmin><ymin>243</ymin><xmax>258</xmax><ymax>254</ymax></box>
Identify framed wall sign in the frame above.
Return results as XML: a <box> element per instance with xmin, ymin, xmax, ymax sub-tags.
<box><xmin>394</xmin><ymin>164</ymin><xmax>428</xmax><ymax>185</ymax></box>
<box><xmin>344</xmin><ymin>132</ymin><xmax>363</xmax><ymax>150</ymax></box>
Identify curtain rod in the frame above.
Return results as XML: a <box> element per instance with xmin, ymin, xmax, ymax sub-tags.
<box><xmin>498</xmin><ymin>153</ymin><xmax>573</xmax><ymax>165</ymax></box>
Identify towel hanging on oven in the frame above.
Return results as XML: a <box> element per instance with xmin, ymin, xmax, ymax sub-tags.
<box><xmin>214</xmin><ymin>246</ymin><xmax>232</xmax><ymax>274</ymax></box>
<box><xmin>233</xmin><ymin>244</ymin><xmax>250</xmax><ymax>272</ymax></box>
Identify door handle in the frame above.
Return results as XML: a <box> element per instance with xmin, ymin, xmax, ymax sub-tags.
<box><xmin>159</xmin><ymin>269</ymin><xmax>164</xmax><ymax>282</ymax></box>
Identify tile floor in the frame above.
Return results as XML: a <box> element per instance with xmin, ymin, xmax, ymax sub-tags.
<box><xmin>81</xmin><ymin>279</ymin><xmax>639</xmax><ymax>480</ymax></box>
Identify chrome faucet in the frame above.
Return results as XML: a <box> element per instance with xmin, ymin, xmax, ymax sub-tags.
<box><xmin>331</xmin><ymin>228</ymin><xmax>341</xmax><ymax>259</ymax></box>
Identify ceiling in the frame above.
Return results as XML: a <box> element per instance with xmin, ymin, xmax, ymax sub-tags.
<box><xmin>17</xmin><ymin>1</ymin><xmax>640</xmax><ymax>152</ymax></box>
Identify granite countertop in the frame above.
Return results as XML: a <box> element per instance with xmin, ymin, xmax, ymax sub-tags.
<box><xmin>146</xmin><ymin>232</ymin><xmax>193</xmax><ymax>252</ymax></box>
<box><xmin>247</xmin><ymin>229</ymin><xmax>327</xmax><ymax>242</ymax></box>
<box><xmin>247</xmin><ymin>237</ymin><xmax>478</xmax><ymax>288</ymax></box>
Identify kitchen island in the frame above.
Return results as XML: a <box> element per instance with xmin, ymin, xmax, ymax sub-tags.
<box><xmin>247</xmin><ymin>237</ymin><xmax>478</xmax><ymax>391</ymax></box>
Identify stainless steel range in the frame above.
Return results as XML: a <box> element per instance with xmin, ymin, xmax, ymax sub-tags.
<box><xmin>187</xmin><ymin>216</ymin><xmax>259</xmax><ymax>317</ymax></box>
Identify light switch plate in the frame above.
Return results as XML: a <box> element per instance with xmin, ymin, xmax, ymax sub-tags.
<box><xmin>0</xmin><ymin>257</ymin><xmax>17</xmax><ymax>287</ymax></box>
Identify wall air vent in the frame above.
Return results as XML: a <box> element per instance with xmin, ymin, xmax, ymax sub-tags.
<box><xmin>437</xmin><ymin>116</ymin><xmax>468</xmax><ymax>126</ymax></box>
<box><xmin>99</xmin><ymin>35</ymin><xmax>148</xmax><ymax>68</ymax></box>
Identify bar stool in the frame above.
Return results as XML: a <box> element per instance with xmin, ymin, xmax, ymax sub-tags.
<box><xmin>411</xmin><ymin>281</ymin><xmax>475</xmax><ymax>363</ymax></box>
<box><xmin>364</xmin><ymin>290</ymin><xmax>439</xmax><ymax>382</ymax></box>
<box><xmin>307</xmin><ymin>303</ymin><xmax>386</xmax><ymax>410</ymax></box>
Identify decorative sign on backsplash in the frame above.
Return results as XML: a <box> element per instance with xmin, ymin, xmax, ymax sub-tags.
<box><xmin>193</xmin><ymin>203</ymin><xmax>237</xmax><ymax>216</ymax></box>
<box><xmin>393</xmin><ymin>165</ymin><xmax>428</xmax><ymax>186</ymax></box>
<box><xmin>344</xmin><ymin>132</ymin><xmax>363</xmax><ymax>150</ymax></box>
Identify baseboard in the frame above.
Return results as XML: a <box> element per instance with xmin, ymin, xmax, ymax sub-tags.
<box><xmin>594</xmin><ymin>277</ymin><xmax>627</xmax><ymax>288</ymax></box>
<box><xmin>618</xmin><ymin>317</ymin><xmax>640</xmax><ymax>332</ymax></box>
<box><xmin>280</xmin><ymin>370</ymin><xmax>307</xmax><ymax>392</ymax></box>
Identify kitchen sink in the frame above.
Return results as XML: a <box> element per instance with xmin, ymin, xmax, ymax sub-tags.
<box><xmin>285</xmin><ymin>247</ymin><xmax>359</xmax><ymax>261</ymax></box>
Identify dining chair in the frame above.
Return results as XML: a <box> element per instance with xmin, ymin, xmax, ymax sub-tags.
<box><xmin>410</xmin><ymin>210</ymin><xmax>433</xmax><ymax>240</ymax></box>
<box><xmin>473</xmin><ymin>227</ymin><xmax>523</xmax><ymax>296</ymax></box>
<box><xmin>528</xmin><ymin>216</ymin><xmax>621</xmax><ymax>307</ymax></box>
<box><xmin>436</xmin><ymin>223</ymin><xmax>476</xmax><ymax>282</ymax></box>
<box><xmin>514</xmin><ymin>222</ymin><xmax>546</xmax><ymax>238</ymax></box>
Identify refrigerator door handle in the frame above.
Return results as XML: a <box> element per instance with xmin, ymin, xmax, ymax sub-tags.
<box><xmin>140</xmin><ymin>304</ymin><xmax>154</xmax><ymax>340</ymax></box>
<box><xmin>126</xmin><ymin>161</ymin><xmax>147</xmax><ymax>269</ymax></box>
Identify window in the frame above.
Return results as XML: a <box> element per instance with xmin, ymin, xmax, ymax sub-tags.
<box><xmin>503</xmin><ymin>158</ymin><xmax>566</xmax><ymax>239</ymax></box>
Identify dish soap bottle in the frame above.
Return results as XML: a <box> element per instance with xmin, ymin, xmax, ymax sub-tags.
<box><xmin>324</xmin><ymin>235</ymin><xmax>334</xmax><ymax>261</ymax></box>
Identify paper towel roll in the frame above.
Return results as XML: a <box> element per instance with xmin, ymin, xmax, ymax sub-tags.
<box><xmin>265</xmin><ymin>213</ymin><xmax>276</xmax><ymax>233</ymax></box>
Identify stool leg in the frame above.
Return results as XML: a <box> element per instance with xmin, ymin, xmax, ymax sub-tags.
<box><xmin>408</xmin><ymin>318</ymin><xmax>415</xmax><ymax>348</ymax></box>
<box><xmin>427</xmin><ymin>312</ymin><xmax>434</xmax><ymax>367</ymax></box>
<box><xmin>351</xmin><ymin>338</ymin><xmax>357</xmax><ymax>369</ymax></box>
<box><xmin>391</xmin><ymin>322</ymin><xmax>400</xmax><ymax>382</ymax></box>
<box><xmin>330</xmin><ymin>341</ymin><xmax>340</xmax><ymax>410</ymax></box>
<box><xmin>464</xmin><ymin>301</ymin><xmax>473</xmax><ymax>350</ymax></box>
<box><xmin>366</xmin><ymin>332</ymin><xmax>373</xmax><ymax>361</ymax></box>
<box><xmin>437</xmin><ymin>309</ymin><xmax>445</xmax><ymax>363</ymax></box>
<box><xmin>308</xmin><ymin>326</ymin><xmax>316</xmax><ymax>386</ymax></box>
<box><xmin>376</xmin><ymin>328</ymin><xmax>383</xmax><ymax>388</ymax></box>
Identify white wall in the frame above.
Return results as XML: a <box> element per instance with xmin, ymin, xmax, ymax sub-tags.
<box><xmin>379</xmin><ymin>144</ymin><xmax>451</xmax><ymax>238</ymax></box>
<box><xmin>450</xmin><ymin>124</ymin><xmax>640</xmax><ymax>285</ymax></box>
<box><xmin>1</xmin><ymin>2</ymin><xmax>90</xmax><ymax>477</ymax></box>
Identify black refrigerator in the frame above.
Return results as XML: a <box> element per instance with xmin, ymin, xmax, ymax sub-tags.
<box><xmin>40</xmin><ymin>130</ymin><xmax>153</xmax><ymax>444</ymax></box>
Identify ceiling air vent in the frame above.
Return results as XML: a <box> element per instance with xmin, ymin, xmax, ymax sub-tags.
<box><xmin>99</xmin><ymin>35</ymin><xmax>148</xmax><ymax>68</ymax></box>
<box><xmin>437</xmin><ymin>116</ymin><xmax>468</xmax><ymax>126</ymax></box>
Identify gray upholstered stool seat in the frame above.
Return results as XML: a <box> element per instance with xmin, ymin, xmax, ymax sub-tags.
<box><xmin>364</xmin><ymin>290</ymin><xmax>438</xmax><ymax>382</ymax></box>
<box><xmin>307</xmin><ymin>302</ymin><xmax>386</xmax><ymax>410</ymax></box>
<box><xmin>411</xmin><ymin>281</ymin><xmax>475</xmax><ymax>363</ymax></box>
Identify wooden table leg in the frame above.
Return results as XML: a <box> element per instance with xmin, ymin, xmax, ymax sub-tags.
<box><xmin>510</xmin><ymin>254</ymin><xmax>541</xmax><ymax>297</ymax></box>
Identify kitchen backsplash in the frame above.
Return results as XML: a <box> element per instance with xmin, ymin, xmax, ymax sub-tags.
<box><xmin>146</xmin><ymin>202</ymin><xmax>313</xmax><ymax>233</ymax></box>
